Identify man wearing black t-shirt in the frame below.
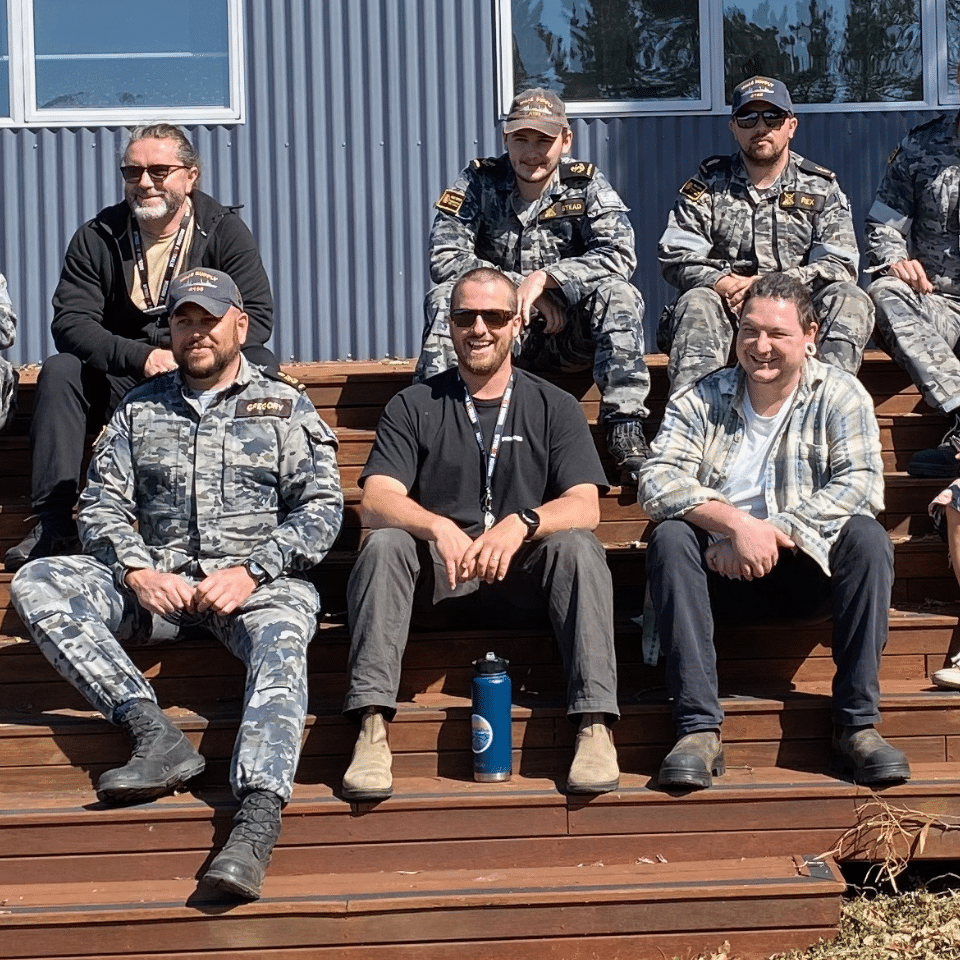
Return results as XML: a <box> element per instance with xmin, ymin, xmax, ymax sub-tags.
<box><xmin>342</xmin><ymin>267</ymin><xmax>619</xmax><ymax>799</ymax></box>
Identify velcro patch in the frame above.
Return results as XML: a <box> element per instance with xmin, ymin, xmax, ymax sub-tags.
<box><xmin>436</xmin><ymin>189</ymin><xmax>466</xmax><ymax>215</ymax></box>
<box><xmin>541</xmin><ymin>198</ymin><xmax>586</xmax><ymax>220</ymax></box>
<box><xmin>680</xmin><ymin>177</ymin><xmax>708</xmax><ymax>202</ymax></box>
<box><xmin>780</xmin><ymin>191</ymin><xmax>824</xmax><ymax>213</ymax></box>
<box><xmin>236</xmin><ymin>398</ymin><xmax>293</xmax><ymax>418</ymax></box>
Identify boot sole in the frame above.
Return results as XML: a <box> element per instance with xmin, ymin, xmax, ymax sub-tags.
<box><xmin>341</xmin><ymin>785</ymin><xmax>393</xmax><ymax>801</ymax></box>
<box><xmin>658</xmin><ymin>753</ymin><xmax>725</xmax><ymax>790</ymax></box>
<box><xmin>203</xmin><ymin>867</ymin><xmax>262</xmax><ymax>900</ymax></box>
<box><xmin>96</xmin><ymin>756</ymin><xmax>206</xmax><ymax>804</ymax></box>
<box><xmin>566</xmin><ymin>777</ymin><xmax>620</xmax><ymax>794</ymax></box>
<box><xmin>832</xmin><ymin>753</ymin><xmax>911</xmax><ymax>785</ymax></box>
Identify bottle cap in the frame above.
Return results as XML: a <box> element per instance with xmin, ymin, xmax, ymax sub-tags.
<box><xmin>474</xmin><ymin>651</ymin><xmax>510</xmax><ymax>674</ymax></box>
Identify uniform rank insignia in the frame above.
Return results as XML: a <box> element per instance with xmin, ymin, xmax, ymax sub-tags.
<box><xmin>266</xmin><ymin>369</ymin><xmax>306</xmax><ymax>392</ymax></box>
<box><xmin>436</xmin><ymin>189</ymin><xmax>466</xmax><ymax>215</ymax></box>
<box><xmin>680</xmin><ymin>178</ymin><xmax>708</xmax><ymax>202</ymax></box>
<box><xmin>560</xmin><ymin>161</ymin><xmax>595</xmax><ymax>182</ymax></box>
<box><xmin>888</xmin><ymin>145</ymin><xmax>901</xmax><ymax>165</ymax></box>
<box><xmin>237</xmin><ymin>398</ymin><xmax>294</xmax><ymax>418</ymax></box>
<box><xmin>780</xmin><ymin>191</ymin><xmax>824</xmax><ymax>212</ymax></box>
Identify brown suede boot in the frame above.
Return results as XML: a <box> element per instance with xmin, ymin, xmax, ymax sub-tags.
<box><xmin>342</xmin><ymin>708</ymin><xmax>393</xmax><ymax>800</ymax></box>
<box><xmin>566</xmin><ymin>713</ymin><xmax>619</xmax><ymax>794</ymax></box>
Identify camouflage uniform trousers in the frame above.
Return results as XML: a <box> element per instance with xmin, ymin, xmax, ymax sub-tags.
<box><xmin>417</xmin><ymin>276</ymin><xmax>650</xmax><ymax>422</ymax></box>
<box><xmin>0</xmin><ymin>356</ymin><xmax>16</xmax><ymax>433</ymax></box>
<box><xmin>657</xmin><ymin>280</ymin><xmax>874</xmax><ymax>395</ymax></box>
<box><xmin>10</xmin><ymin>555</ymin><xmax>320</xmax><ymax>802</ymax></box>
<box><xmin>869</xmin><ymin>275</ymin><xmax>960</xmax><ymax>415</ymax></box>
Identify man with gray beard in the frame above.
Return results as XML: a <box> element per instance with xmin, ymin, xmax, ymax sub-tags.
<box><xmin>5</xmin><ymin>123</ymin><xmax>276</xmax><ymax>571</ymax></box>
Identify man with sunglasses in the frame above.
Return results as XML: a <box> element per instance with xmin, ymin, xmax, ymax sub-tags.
<box><xmin>658</xmin><ymin>76</ymin><xmax>871</xmax><ymax>395</ymax></box>
<box><xmin>417</xmin><ymin>88</ymin><xmax>650</xmax><ymax>485</ymax></box>
<box><xmin>343</xmin><ymin>267</ymin><xmax>620</xmax><ymax>800</ymax></box>
<box><xmin>4</xmin><ymin>123</ymin><xmax>276</xmax><ymax>572</ymax></box>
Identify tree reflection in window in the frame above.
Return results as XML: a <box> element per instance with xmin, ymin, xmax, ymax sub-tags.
<box><xmin>512</xmin><ymin>0</ymin><xmax>701</xmax><ymax>102</ymax></box>
<box><xmin>723</xmin><ymin>0</ymin><xmax>922</xmax><ymax>104</ymax></box>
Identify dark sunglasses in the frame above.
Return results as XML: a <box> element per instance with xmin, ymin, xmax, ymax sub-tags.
<box><xmin>119</xmin><ymin>164</ymin><xmax>190</xmax><ymax>183</ymax></box>
<box><xmin>733</xmin><ymin>110</ymin><xmax>789</xmax><ymax>130</ymax></box>
<box><xmin>450</xmin><ymin>308</ymin><xmax>517</xmax><ymax>329</ymax></box>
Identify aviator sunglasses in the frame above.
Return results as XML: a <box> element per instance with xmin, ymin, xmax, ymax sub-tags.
<box><xmin>733</xmin><ymin>110</ymin><xmax>789</xmax><ymax>130</ymax></box>
<box><xmin>119</xmin><ymin>164</ymin><xmax>190</xmax><ymax>183</ymax></box>
<box><xmin>450</xmin><ymin>308</ymin><xmax>517</xmax><ymax>329</ymax></box>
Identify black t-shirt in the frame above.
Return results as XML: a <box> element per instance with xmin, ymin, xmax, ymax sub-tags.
<box><xmin>361</xmin><ymin>367</ymin><xmax>608</xmax><ymax>537</ymax></box>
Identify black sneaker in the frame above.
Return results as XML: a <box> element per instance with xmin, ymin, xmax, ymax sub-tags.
<box><xmin>907</xmin><ymin>414</ymin><xmax>960</xmax><ymax>479</ymax></box>
<box><xmin>607</xmin><ymin>419</ymin><xmax>651</xmax><ymax>485</ymax></box>
<box><xmin>3</xmin><ymin>516</ymin><xmax>81</xmax><ymax>572</ymax></box>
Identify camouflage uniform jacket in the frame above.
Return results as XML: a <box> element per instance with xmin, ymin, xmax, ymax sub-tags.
<box><xmin>637</xmin><ymin>357</ymin><xmax>884</xmax><ymax>576</ymax></box>
<box><xmin>0</xmin><ymin>273</ymin><xmax>14</xmax><ymax>351</ymax></box>
<box><xmin>658</xmin><ymin>151</ymin><xmax>859</xmax><ymax>294</ymax></box>
<box><xmin>865</xmin><ymin>113</ymin><xmax>960</xmax><ymax>290</ymax></box>
<box><xmin>429</xmin><ymin>154</ymin><xmax>637</xmax><ymax>304</ymax></box>
<box><xmin>78</xmin><ymin>355</ymin><xmax>343</xmax><ymax>587</ymax></box>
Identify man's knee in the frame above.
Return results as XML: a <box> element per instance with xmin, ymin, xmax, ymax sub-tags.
<box><xmin>660</xmin><ymin>288</ymin><xmax>728</xmax><ymax>346</ymax></box>
<box><xmin>34</xmin><ymin>352</ymin><xmax>85</xmax><ymax>399</ymax></box>
<box><xmin>648</xmin><ymin>519</ymin><xmax>703</xmax><ymax>567</ymax></box>
<box><xmin>833</xmin><ymin>515</ymin><xmax>893</xmax><ymax>570</ymax></box>
<box><xmin>358</xmin><ymin>528</ymin><xmax>420</xmax><ymax>566</ymax></box>
<box><xmin>539</xmin><ymin>528</ymin><xmax>606</xmax><ymax>566</ymax></box>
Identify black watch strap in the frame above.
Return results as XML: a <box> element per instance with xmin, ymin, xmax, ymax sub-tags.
<box><xmin>517</xmin><ymin>508</ymin><xmax>541</xmax><ymax>540</ymax></box>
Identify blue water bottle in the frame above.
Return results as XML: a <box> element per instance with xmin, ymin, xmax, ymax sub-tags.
<box><xmin>472</xmin><ymin>651</ymin><xmax>512</xmax><ymax>782</ymax></box>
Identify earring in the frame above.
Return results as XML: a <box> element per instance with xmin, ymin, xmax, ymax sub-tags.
<box><xmin>805</xmin><ymin>342</ymin><xmax>816</xmax><ymax>357</ymax></box>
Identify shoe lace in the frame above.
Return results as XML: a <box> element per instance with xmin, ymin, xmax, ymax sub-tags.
<box><xmin>231</xmin><ymin>792</ymin><xmax>281</xmax><ymax>853</ymax></box>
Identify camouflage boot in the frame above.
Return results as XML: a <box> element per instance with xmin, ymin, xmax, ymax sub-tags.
<box><xmin>96</xmin><ymin>699</ymin><xmax>205</xmax><ymax>804</ymax></box>
<box><xmin>204</xmin><ymin>790</ymin><xmax>283</xmax><ymax>900</ymax></box>
<box><xmin>607</xmin><ymin>419</ymin><xmax>651</xmax><ymax>485</ymax></box>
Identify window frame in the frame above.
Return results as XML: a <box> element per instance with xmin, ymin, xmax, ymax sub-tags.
<box><xmin>499</xmin><ymin>0</ymin><xmax>956</xmax><ymax>117</ymax></box>
<box><xmin>0</xmin><ymin>0</ymin><xmax>245</xmax><ymax>127</ymax></box>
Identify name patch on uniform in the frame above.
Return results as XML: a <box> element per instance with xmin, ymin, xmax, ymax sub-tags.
<box><xmin>680</xmin><ymin>177</ymin><xmax>708</xmax><ymax>202</ymax></box>
<box><xmin>542</xmin><ymin>198</ymin><xmax>586</xmax><ymax>220</ymax></box>
<box><xmin>436</xmin><ymin>189</ymin><xmax>465</xmax><ymax>215</ymax></box>
<box><xmin>780</xmin><ymin>191</ymin><xmax>824</xmax><ymax>212</ymax></box>
<box><xmin>236</xmin><ymin>398</ymin><xmax>293</xmax><ymax>418</ymax></box>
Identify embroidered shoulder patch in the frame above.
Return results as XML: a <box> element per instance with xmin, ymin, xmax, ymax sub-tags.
<box><xmin>436</xmin><ymin>189</ymin><xmax>466</xmax><ymax>215</ymax></box>
<box><xmin>236</xmin><ymin>398</ymin><xmax>294</xmax><ymax>418</ymax></box>
<box><xmin>680</xmin><ymin>178</ymin><xmax>708</xmax><ymax>202</ymax></box>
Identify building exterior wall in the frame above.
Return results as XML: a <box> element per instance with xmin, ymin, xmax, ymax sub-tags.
<box><xmin>0</xmin><ymin>0</ymin><xmax>945</xmax><ymax>366</ymax></box>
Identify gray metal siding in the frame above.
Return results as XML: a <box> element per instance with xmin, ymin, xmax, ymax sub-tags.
<box><xmin>0</xmin><ymin>0</ymin><xmax>945</xmax><ymax>366</ymax></box>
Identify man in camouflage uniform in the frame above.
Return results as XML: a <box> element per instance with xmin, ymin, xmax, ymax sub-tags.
<box><xmin>10</xmin><ymin>269</ymin><xmax>342</xmax><ymax>901</ymax></box>
<box><xmin>658</xmin><ymin>75</ymin><xmax>872</xmax><ymax>395</ymax></box>
<box><xmin>865</xmin><ymin>66</ymin><xmax>960</xmax><ymax>477</ymax></box>
<box><xmin>0</xmin><ymin>273</ymin><xmax>18</xmax><ymax>433</ymax></box>
<box><xmin>417</xmin><ymin>87</ymin><xmax>650</xmax><ymax>481</ymax></box>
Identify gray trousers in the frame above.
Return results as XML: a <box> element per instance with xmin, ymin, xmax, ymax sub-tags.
<box><xmin>343</xmin><ymin>527</ymin><xmax>620</xmax><ymax>720</ymax></box>
<box><xmin>416</xmin><ymin>276</ymin><xmax>650</xmax><ymax>422</ymax></box>
<box><xmin>658</xmin><ymin>280</ymin><xmax>874</xmax><ymax>395</ymax></box>
<box><xmin>869</xmin><ymin>276</ymin><xmax>960</xmax><ymax>414</ymax></box>
<box><xmin>645</xmin><ymin>515</ymin><xmax>892</xmax><ymax>735</ymax></box>
<box><xmin>10</xmin><ymin>555</ymin><xmax>320</xmax><ymax>801</ymax></box>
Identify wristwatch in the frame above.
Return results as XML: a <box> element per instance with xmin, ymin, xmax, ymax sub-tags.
<box><xmin>244</xmin><ymin>559</ymin><xmax>270</xmax><ymax>586</ymax></box>
<box><xmin>517</xmin><ymin>508</ymin><xmax>541</xmax><ymax>541</ymax></box>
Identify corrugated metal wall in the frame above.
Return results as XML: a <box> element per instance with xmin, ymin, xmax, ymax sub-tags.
<box><xmin>0</xmin><ymin>0</ymin><xmax>946</xmax><ymax>365</ymax></box>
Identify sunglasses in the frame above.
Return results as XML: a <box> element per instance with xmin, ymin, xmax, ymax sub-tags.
<box><xmin>733</xmin><ymin>110</ymin><xmax>789</xmax><ymax>130</ymax></box>
<box><xmin>119</xmin><ymin>164</ymin><xmax>190</xmax><ymax>183</ymax></box>
<box><xmin>450</xmin><ymin>308</ymin><xmax>517</xmax><ymax>329</ymax></box>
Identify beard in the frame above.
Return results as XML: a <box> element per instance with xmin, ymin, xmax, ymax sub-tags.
<box><xmin>742</xmin><ymin>137</ymin><xmax>788</xmax><ymax>167</ymax></box>
<box><xmin>453</xmin><ymin>333</ymin><xmax>513</xmax><ymax>377</ymax></box>
<box><xmin>128</xmin><ymin>187</ymin><xmax>187</xmax><ymax>223</ymax></box>
<box><xmin>176</xmin><ymin>341</ymin><xmax>238</xmax><ymax>383</ymax></box>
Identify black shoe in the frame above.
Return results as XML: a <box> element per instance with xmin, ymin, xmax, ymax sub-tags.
<box><xmin>907</xmin><ymin>414</ymin><xmax>960</xmax><ymax>478</ymax></box>
<box><xmin>832</xmin><ymin>725</ymin><xmax>911</xmax><ymax>785</ymax></box>
<box><xmin>96</xmin><ymin>699</ymin><xmax>205</xmax><ymax>804</ymax></box>
<box><xmin>204</xmin><ymin>790</ymin><xmax>283</xmax><ymax>900</ymax></box>
<box><xmin>3</xmin><ymin>516</ymin><xmax>81</xmax><ymax>572</ymax></box>
<box><xmin>607</xmin><ymin>419</ymin><xmax>651</xmax><ymax>485</ymax></box>
<box><xmin>658</xmin><ymin>731</ymin><xmax>725</xmax><ymax>790</ymax></box>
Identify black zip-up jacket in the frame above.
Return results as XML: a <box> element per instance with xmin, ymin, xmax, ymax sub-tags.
<box><xmin>51</xmin><ymin>189</ymin><xmax>273</xmax><ymax>379</ymax></box>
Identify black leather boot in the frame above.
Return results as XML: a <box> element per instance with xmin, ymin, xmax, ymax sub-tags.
<box><xmin>96</xmin><ymin>699</ymin><xmax>205</xmax><ymax>804</ymax></box>
<box><xmin>204</xmin><ymin>790</ymin><xmax>283</xmax><ymax>900</ymax></box>
<box><xmin>3</xmin><ymin>512</ymin><xmax>81</xmax><ymax>572</ymax></box>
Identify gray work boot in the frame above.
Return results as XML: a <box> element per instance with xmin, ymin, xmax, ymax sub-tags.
<box><xmin>658</xmin><ymin>731</ymin><xmax>725</xmax><ymax>790</ymax></box>
<box><xmin>567</xmin><ymin>712</ymin><xmax>619</xmax><ymax>794</ymax></box>
<box><xmin>96</xmin><ymin>699</ymin><xmax>205</xmax><ymax>804</ymax></box>
<box><xmin>607</xmin><ymin>419</ymin><xmax>651</xmax><ymax>485</ymax></box>
<box><xmin>204</xmin><ymin>789</ymin><xmax>283</xmax><ymax>900</ymax></box>
<box><xmin>4</xmin><ymin>513</ymin><xmax>81</xmax><ymax>572</ymax></box>
<box><xmin>832</xmin><ymin>725</ymin><xmax>911</xmax><ymax>784</ymax></box>
<box><xmin>342</xmin><ymin>708</ymin><xmax>393</xmax><ymax>800</ymax></box>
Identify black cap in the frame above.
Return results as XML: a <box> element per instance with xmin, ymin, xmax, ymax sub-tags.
<box><xmin>474</xmin><ymin>651</ymin><xmax>510</xmax><ymax>674</ymax></box>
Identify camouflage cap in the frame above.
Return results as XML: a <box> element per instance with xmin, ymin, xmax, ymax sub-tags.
<box><xmin>731</xmin><ymin>76</ymin><xmax>794</xmax><ymax>115</ymax></box>
<box><xmin>503</xmin><ymin>87</ymin><xmax>568</xmax><ymax>137</ymax></box>
<box><xmin>168</xmin><ymin>267</ymin><xmax>243</xmax><ymax>318</ymax></box>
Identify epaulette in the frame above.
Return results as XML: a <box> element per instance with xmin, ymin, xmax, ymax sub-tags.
<box><xmin>797</xmin><ymin>157</ymin><xmax>835</xmax><ymax>180</ymax></box>
<box><xmin>909</xmin><ymin>115</ymin><xmax>941</xmax><ymax>136</ymax></box>
<box><xmin>470</xmin><ymin>156</ymin><xmax>501</xmax><ymax>171</ymax></box>
<box><xmin>264</xmin><ymin>368</ymin><xmax>306</xmax><ymax>393</ymax></box>
<box><xmin>559</xmin><ymin>160</ymin><xmax>596</xmax><ymax>182</ymax></box>
<box><xmin>698</xmin><ymin>155</ymin><xmax>732</xmax><ymax>178</ymax></box>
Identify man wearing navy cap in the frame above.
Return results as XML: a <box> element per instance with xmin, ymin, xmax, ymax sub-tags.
<box><xmin>657</xmin><ymin>75</ymin><xmax>872</xmax><ymax>394</ymax></box>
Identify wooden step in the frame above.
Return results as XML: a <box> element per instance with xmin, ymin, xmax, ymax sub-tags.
<box><xmin>0</xmin><ymin>854</ymin><xmax>844</xmax><ymax>960</ymax></box>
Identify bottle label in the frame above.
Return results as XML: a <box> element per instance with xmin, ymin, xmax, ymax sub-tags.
<box><xmin>472</xmin><ymin>713</ymin><xmax>494</xmax><ymax>754</ymax></box>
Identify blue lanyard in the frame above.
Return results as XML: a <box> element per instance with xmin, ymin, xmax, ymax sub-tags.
<box><xmin>460</xmin><ymin>371</ymin><xmax>515</xmax><ymax>530</ymax></box>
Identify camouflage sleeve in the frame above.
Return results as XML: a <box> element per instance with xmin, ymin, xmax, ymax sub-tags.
<box><xmin>658</xmin><ymin>186</ymin><xmax>729</xmax><ymax>292</ymax></box>
<box><xmin>544</xmin><ymin>172</ymin><xmax>637</xmax><ymax>303</ymax></box>
<box><xmin>0</xmin><ymin>274</ymin><xmax>17</xmax><ymax>350</ymax></box>
<box><xmin>864</xmin><ymin>137</ymin><xmax>913</xmax><ymax>274</ymax></box>
<box><xmin>247</xmin><ymin>400</ymin><xmax>344</xmax><ymax>579</ymax></box>
<box><xmin>789</xmin><ymin>182</ymin><xmax>859</xmax><ymax>288</ymax></box>
<box><xmin>427</xmin><ymin>165</ymin><xmax>524</xmax><ymax>287</ymax></box>
<box><xmin>77</xmin><ymin>410</ymin><xmax>156</xmax><ymax>581</ymax></box>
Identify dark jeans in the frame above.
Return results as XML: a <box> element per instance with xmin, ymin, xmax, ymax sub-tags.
<box><xmin>646</xmin><ymin>515</ymin><xmax>892</xmax><ymax>734</ymax></box>
<box><xmin>30</xmin><ymin>345</ymin><xmax>278</xmax><ymax>514</ymax></box>
<box><xmin>343</xmin><ymin>527</ymin><xmax>620</xmax><ymax>721</ymax></box>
